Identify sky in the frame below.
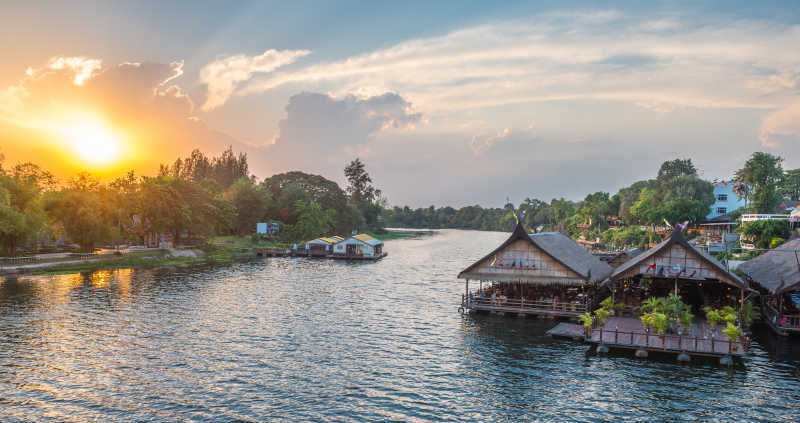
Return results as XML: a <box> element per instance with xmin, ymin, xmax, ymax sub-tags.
<box><xmin>1</xmin><ymin>0</ymin><xmax>799</xmax><ymax>207</ymax></box>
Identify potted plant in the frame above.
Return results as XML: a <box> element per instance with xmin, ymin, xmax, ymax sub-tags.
<box><xmin>722</xmin><ymin>323</ymin><xmax>743</xmax><ymax>352</ymax></box>
<box><xmin>640</xmin><ymin>313</ymin><xmax>653</xmax><ymax>332</ymax></box>
<box><xmin>578</xmin><ymin>312</ymin><xmax>594</xmax><ymax>337</ymax></box>
<box><xmin>600</xmin><ymin>297</ymin><xmax>625</xmax><ymax>316</ymax></box>
<box><xmin>679</xmin><ymin>311</ymin><xmax>693</xmax><ymax>335</ymax></box>
<box><xmin>595</xmin><ymin>308</ymin><xmax>610</xmax><ymax>325</ymax></box>
<box><xmin>704</xmin><ymin>307</ymin><xmax>724</xmax><ymax>334</ymax></box>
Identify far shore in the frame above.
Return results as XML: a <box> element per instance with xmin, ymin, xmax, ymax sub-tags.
<box><xmin>0</xmin><ymin>229</ymin><xmax>425</xmax><ymax>276</ymax></box>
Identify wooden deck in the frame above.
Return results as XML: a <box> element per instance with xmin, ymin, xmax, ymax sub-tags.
<box><xmin>253</xmin><ymin>249</ymin><xmax>387</xmax><ymax>261</ymax></box>
<box><xmin>464</xmin><ymin>298</ymin><xmax>586</xmax><ymax>318</ymax></box>
<box><xmin>587</xmin><ymin>316</ymin><xmax>748</xmax><ymax>357</ymax></box>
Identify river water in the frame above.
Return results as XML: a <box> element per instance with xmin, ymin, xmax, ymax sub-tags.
<box><xmin>1</xmin><ymin>229</ymin><xmax>799</xmax><ymax>422</ymax></box>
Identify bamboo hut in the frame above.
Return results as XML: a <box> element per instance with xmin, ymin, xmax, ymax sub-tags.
<box><xmin>592</xmin><ymin>228</ymin><xmax>751</xmax><ymax>358</ymax></box>
<box><xmin>457</xmin><ymin>221</ymin><xmax>612</xmax><ymax>317</ymax></box>
<box><xmin>738</xmin><ymin>238</ymin><xmax>800</xmax><ymax>336</ymax></box>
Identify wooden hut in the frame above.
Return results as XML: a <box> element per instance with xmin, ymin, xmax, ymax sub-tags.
<box><xmin>738</xmin><ymin>238</ymin><xmax>800</xmax><ymax>336</ymax></box>
<box><xmin>593</xmin><ymin>228</ymin><xmax>750</xmax><ymax>358</ymax></box>
<box><xmin>457</xmin><ymin>221</ymin><xmax>612</xmax><ymax>318</ymax></box>
<box><xmin>305</xmin><ymin>236</ymin><xmax>343</xmax><ymax>256</ymax></box>
<box><xmin>332</xmin><ymin>234</ymin><xmax>385</xmax><ymax>258</ymax></box>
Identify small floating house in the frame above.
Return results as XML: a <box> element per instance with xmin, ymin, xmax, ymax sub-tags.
<box><xmin>306</xmin><ymin>236</ymin><xmax>345</xmax><ymax>255</ymax></box>
<box><xmin>332</xmin><ymin>234</ymin><xmax>385</xmax><ymax>258</ymax></box>
<box><xmin>458</xmin><ymin>221</ymin><xmax>613</xmax><ymax>317</ymax></box>
<box><xmin>738</xmin><ymin>238</ymin><xmax>800</xmax><ymax>336</ymax></box>
<box><xmin>595</xmin><ymin>228</ymin><xmax>750</xmax><ymax>358</ymax></box>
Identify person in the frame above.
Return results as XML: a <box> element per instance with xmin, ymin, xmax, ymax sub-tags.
<box><xmin>491</xmin><ymin>291</ymin><xmax>497</xmax><ymax>306</ymax></box>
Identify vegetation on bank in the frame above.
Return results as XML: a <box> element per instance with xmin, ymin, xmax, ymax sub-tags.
<box><xmin>384</xmin><ymin>153</ymin><xmax>800</xmax><ymax>251</ymax></box>
<box><xmin>1</xmin><ymin>148</ymin><xmax>386</xmax><ymax>257</ymax></box>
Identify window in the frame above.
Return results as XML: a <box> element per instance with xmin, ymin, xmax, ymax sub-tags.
<box><xmin>717</xmin><ymin>194</ymin><xmax>728</xmax><ymax>201</ymax></box>
<box><xmin>717</xmin><ymin>207</ymin><xmax>727</xmax><ymax>214</ymax></box>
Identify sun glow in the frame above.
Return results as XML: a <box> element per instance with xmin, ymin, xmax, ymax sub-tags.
<box><xmin>63</xmin><ymin>118</ymin><xmax>122</xmax><ymax>165</ymax></box>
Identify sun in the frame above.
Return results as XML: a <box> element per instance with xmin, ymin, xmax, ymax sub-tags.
<box><xmin>63</xmin><ymin>118</ymin><xmax>121</xmax><ymax>165</ymax></box>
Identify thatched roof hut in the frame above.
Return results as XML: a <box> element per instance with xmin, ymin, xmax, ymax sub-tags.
<box><xmin>738</xmin><ymin>239</ymin><xmax>800</xmax><ymax>295</ymax></box>
<box><xmin>609</xmin><ymin>228</ymin><xmax>745</xmax><ymax>289</ymax></box>
<box><xmin>458</xmin><ymin>221</ymin><xmax>612</xmax><ymax>285</ymax></box>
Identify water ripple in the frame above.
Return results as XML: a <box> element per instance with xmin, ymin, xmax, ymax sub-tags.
<box><xmin>1</xmin><ymin>230</ymin><xmax>799</xmax><ymax>422</ymax></box>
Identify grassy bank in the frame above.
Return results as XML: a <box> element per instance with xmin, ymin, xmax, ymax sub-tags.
<box><xmin>30</xmin><ymin>245</ymin><xmax>251</xmax><ymax>275</ymax></box>
<box><xmin>368</xmin><ymin>230</ymin><xmax>431</xmax><ymax>240</ymax></box>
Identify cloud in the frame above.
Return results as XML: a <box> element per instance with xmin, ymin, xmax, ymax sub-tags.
<box><xmin>470</xmin><ymin>125</ymin><xmax>536</xmax><ymax>155</ymax></box>
<box><xmin>199</xmin><ymin>49</ymin><xmax>310</xmax><ymax>111</ymax></box>
<box><xmin>0</xmin><ymin>56</ymin><xmax>241</xmax><ymax>177</ymax></box>
<box><xmin>759</xmin><ymin>102</ymin><xmax>800</xmax><ymax>148</ymax></box>
<box><xmin>46</xmin><ymin>56</ymin><xmax>103</xmax><ymax>85</ymax></box>
<box><xmin>263</xmin><ymin>91</ymin><xmax>422</xmax><ymax>175</ymax></box>
<box><xmin>236</xmin><ymin>11</ymin><xmax>799</xmax><ymax>116</ymax></box>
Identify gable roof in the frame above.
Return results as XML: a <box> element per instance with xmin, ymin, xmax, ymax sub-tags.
<box><xmin>457</xmin><ymin>222</ymin><xmax>612</xmax><ymax>282</ymax></box>
<box><xmin>610</xmin><ymin>228</ymin><xmax>745</xmax><ymax>288</ymax></box>
<box><xmin>352</xmin><ymin>233</ymin><xmax>382</xmax><ymax>246</ymax></box>
<box><xmin>737</xmin><ymin>238</ymin><xmax>800</xmax><ymax>294</ymax></box>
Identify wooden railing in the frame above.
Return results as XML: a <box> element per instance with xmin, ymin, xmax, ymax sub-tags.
<box><xmin>465</xmin><ymin>296</ymin><xmax>588</xmax><ymax>314</ymax></box>
<box><xmin>590</xmin><ymin>327</ymin><xmax>748</xmax><ymax>355</ymax></box>
<box><xmin>764</xmin><ymin>303</ymin><xmax>800</xmax><ymax>329</ymax></box>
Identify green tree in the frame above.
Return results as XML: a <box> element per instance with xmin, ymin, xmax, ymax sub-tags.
<box><xmin>225</xmin><ymin>177</ymin><xmax>273</xmax><ymax>235</ymax></box>
<box><xmin>782</xmin><ymin>168</ymin><xmax>800</xmax><ymax>201</ymax></box>
<box><xmin>290</xmin><ymin>200</ymin><xmax>335</xmax><ymax>241</ymax></box>
<box><xmin>738</xmin><ymin>220</ymin><xmax>791</xmax><ymax>249</ymax></box>
<box><xmin>735</xmin><ymin>152</ymin><xmax>784</xmax><ymax>213</ymax></box>
<box><xmin>44</xmin><ymin>174</ymin><xmax>115</xmax><ymax>252</ymax></box>
<box><xmin>657</xmin><ymin>158</ymin><xmax>697</xmax><ymax>181</ymax></box>
<box><xmin>551</xmin><ymin>198</ymin><xmax>576</xmax><ymax>229</ymax></box>
<box><xmin>0</xmin><ymin>165</ymin><xmax>49</xmax><ymax>255</ymax></box>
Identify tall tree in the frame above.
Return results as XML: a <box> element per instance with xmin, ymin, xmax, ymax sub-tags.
<box><xmin>782</xmin><ymin>168</ymin><xmax>800</xmax><ymax>201</ymax></box>
<box><xmin>225</xmin><ymin>177</ymin><xmax>273</xmax><ymax>235</ymax></box>
<box><xmin>44</xmin><ymin>174</ymin><xmax>115</xmax><ymax>252</ymax></box>
<box><xmin>344</xmin><ymin>158</ymin><xmax>381</xmax><ymax>204</ymax></box>
<box><xmin>657</xmin><ymin>158</ymin><xmax>697</xmax><ymax>181</ymax></box>
<box><xmin>735</xmin><ymin>152</ymin><xmax>784</xmax><ymax>213</ymax></box>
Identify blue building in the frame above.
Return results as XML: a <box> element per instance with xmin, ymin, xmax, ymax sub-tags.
<box><xmin>706</xmin><ymin>179</ymin><xmax>746</xmax><ymax>220</ymax></box>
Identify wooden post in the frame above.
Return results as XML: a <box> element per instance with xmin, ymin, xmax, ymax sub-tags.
<box><xmin>465</xmin><ymin>279</ymin><xmax>469</xmax><ymax>306</ymax></box>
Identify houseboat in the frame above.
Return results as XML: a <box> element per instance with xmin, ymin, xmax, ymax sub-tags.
<box><xmin>458</xmin><ymin>221</ymin><xmax>612</xmax><ymax>318</ymax></box>
<box><xmin>738</xmin><ymin>238</ymin><xmax>800</xmax><ymax>336</ymax></box>
<box><xmin>592</xmin><ymin>228</ymin><xmax>751</xmax><ymax>360</ymax></box>
<box><xmin>332</xmin><ymin>234</ymin><xmax>386</xmax><ymax>259</ymax></box>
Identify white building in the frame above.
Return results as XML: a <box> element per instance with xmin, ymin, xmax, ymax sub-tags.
<box><xmin>333</xmin><ymin>234</ymin><xmax>384</xmax><ymax>257</ymax></box>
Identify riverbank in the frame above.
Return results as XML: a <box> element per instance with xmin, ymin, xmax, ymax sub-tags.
<box><xmin>2</xmin><ymin>229</ymin><xmax>424</xmax><ymax>276</ymax></box>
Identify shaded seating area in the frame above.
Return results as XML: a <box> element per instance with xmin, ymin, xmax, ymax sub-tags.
<box><xmin>738</xmin><ymin>238</ymin><xmax>800</xmax><ymax>336</ymax></box>
<box><xmin>593</xmin><ymin>228</ymin><xmax>750</xmax><ymax>358</ymax></box>
<box><xmin>458</xmin><ymin>221</ymin><xmax>612</xmax><ymax>318</ymax></box>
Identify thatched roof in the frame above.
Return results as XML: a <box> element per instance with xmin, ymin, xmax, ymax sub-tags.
<box><xmin>610</xmin><ymin>228</ymin><xmax>746</xmax><ymax>288</ymax></box>
<box><xmin>738</xmin><ymin>239</ymin><xmax>800</xmax><ymax>294</ymax></box>
<box><xmin>458</xmin><ymin>222</ymin><xmax>612</xmax><ymax>283</ymax></box>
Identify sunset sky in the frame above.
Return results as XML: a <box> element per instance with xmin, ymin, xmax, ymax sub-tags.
<box><xmin>1</xmin><ymin>1</ymin><xmax>799</xmax><ymax>207</ymax></box>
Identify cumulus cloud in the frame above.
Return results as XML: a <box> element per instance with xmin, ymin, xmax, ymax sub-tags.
<box><xmin>470</xmin><ymin>125</ymin><xmax>536</xmax><ymax>155</ymax></box>
<box><xmin>237</xmin><ymin>11</ymin><xmax>799</xmax><ymax>116</ymax></box>
<box><xmin>199</xmin><ymin>49</ymin><xmax>310</xmax><ymax>111</ymax></box>
<box><xmin>47</xmin><ymin>56</ymin><xmax>103</xmax><ymax>85</ymax></box>
<box><xmin>264</xmin><ymin>91</ymin><xmax>422</xmax><ymax>174</ymax></box>
<box><xmin>760</xmin><ymin>102</ymin><xmax>800</xmax><ymax>148</ymax></box>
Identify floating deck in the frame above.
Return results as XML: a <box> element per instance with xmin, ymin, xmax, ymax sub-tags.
<box><xmin>586</xmin><ymin>316</ymin><xmax>748</xmax><ymax>358</ymax></box>
<box><xmin>253</xmin><ymin>249</ymin><xmax>387</xmax><ymax>261</ymax></box>
<box><xmin>546</xmin><ymin>323</ymin><xmax>585</xmax><ymax>339</ymax></box>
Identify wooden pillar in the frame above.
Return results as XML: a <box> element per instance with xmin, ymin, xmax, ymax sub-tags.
<box><xmin>465</xmin><ymin>279</ymin><xmax>469</xmax><ymax>305</ymax></box>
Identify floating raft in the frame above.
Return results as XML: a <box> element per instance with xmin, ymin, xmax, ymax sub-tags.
<box><xmin>546</xmin><ymin>323</ymin><xmax>585</xmax><ymax>340</ymax></box>
<box><xmin>252</xmin><ymin>249</ymin><xmax>387</xmax><ymax>261</ymax></box>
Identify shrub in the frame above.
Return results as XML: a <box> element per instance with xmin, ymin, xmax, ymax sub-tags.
<box><xmin>594</xmin><ymin>308</ymin><xmax>610</xmax><ymax>325</ymax></box>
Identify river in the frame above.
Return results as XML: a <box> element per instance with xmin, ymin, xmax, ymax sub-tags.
<box><xmin>1</xmin><ymin>229</ymin><xmax>799</xmax><ymax>422</ymax></box>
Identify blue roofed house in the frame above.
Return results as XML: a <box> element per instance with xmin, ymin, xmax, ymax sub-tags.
<box><xmin>706</xmin><ymin>179</ymin><xmax>746</xmax><ymax>220</ymax></box>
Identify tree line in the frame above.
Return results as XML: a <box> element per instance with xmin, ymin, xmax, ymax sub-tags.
<box><xmin>384</xmin><ymin>152</ymin><xmax>800</xmax><ymax>250</ymax></box>
<box><xmin>0</xmin><ymin>148</ymin><xmax>383</xmax><ymax>255</ymax></box>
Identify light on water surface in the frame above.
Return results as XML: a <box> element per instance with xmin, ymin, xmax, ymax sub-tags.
<box><xmin>0</xmin><ymin>230</ymin><xmax>799</xmax><ymax>421</ymax></box>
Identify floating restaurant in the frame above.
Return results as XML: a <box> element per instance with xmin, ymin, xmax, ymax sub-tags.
<box><xmin>254</xmin><ymin>233</ymin><xmax>386</xmax><ymax>260</ymax></box>
<box><xmin>588</xmin><ymin>228</ymin><xmax>751</xmax><ymax>361</ymax></box>
<box><xmin>458</xmin><ymin>221</ymin><xmax>613</xmax><ymax>317</ymax></box>
<box><xmin>738</xmin><ymin>238</ymin><xmax>800</xmax><ymax>336</ymax></box>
